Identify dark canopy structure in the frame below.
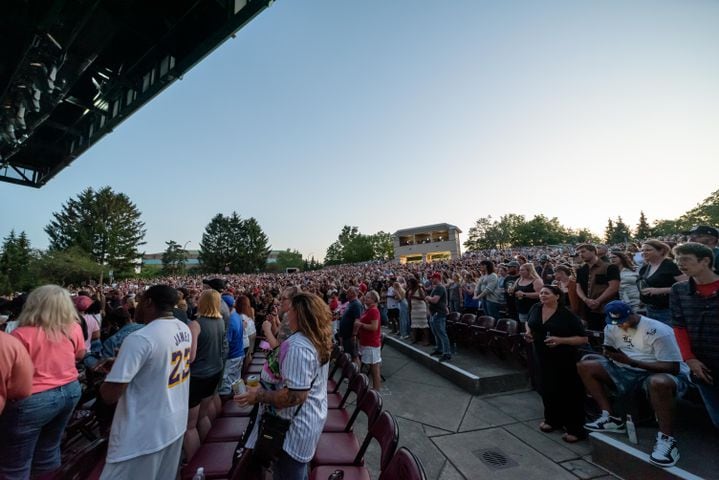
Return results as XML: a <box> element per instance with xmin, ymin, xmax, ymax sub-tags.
<box><xmin>0</xmin><ymin>0</ymin><xmax>273</xmax><ymax>187</ymax></box>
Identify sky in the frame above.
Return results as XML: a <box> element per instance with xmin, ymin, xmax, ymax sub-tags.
<box><xmin>1</xmin><ymin>0</ymin><xmax>718</xmax><ymax>260</ymax></box>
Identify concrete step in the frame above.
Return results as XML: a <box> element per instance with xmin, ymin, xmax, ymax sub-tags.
<box><xmin>383</xmin><ymin>334</ymin><xmax>528</xmax><ymax>395</ymax></box>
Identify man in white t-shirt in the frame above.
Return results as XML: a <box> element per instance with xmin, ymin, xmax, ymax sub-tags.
<box><xmin>385</xmin><ymin>282</ymin><xmax>400</xmax><ymax>334</ymax></box>
<box><xmin>578</xmin><ymin>301</ymin><xmax>690</xmax><ymax>468</ymax></box>
<box><xmin>99</xmin><ymin>285</ymin><xmax>192</xmax><ymax>480</ymax></box>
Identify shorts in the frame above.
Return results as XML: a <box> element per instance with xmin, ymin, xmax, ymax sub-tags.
<box><xmin>360</xmin><ymin>345</ymin><xmax>382</xmax><ymax>365</ymax></box>
<box><xmin>189</xmin><ymin>371</ymin><xmax>222</xmax><ymax>408</ymax></box>
<box><xmin>387</xmin><ymin>308</ymin><xmax>399</xmax><ymax>320</ymax></box>
<box><xmin>587</xmin><ymin>354</ymin><xmax>690</xmax><ymax>399</ymax></box>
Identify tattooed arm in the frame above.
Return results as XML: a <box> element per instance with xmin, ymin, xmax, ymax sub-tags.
<box><xmin>235</xmin><ymin>386</ymin><xmax>308</xmax><ymax>408</ymax></box>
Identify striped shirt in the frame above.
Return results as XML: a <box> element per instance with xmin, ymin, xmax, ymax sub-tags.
<box><xmin>246</xmin><ymin>332</ymin><xmax>328</xmax><ymax>463</ymax></box>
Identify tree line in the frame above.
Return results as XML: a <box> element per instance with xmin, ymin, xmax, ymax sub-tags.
<box><xmin>463</xmin><ymin>188</ymin><xmax>719</xmax><ymax>251</ymax></box>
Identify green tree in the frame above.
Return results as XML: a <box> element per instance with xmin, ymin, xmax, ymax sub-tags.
<box><xmin>198</xmin><ymin>213</ymin><xmax>271</xmax><ymax>273</ymax></box>
<box><xmin>604</xmin><ymin>218</ymin><xmax>615</xmax><ymax>244</ymax></box>
<box><xmin>651</xmin><ymin>219</ymin><xmax>683</xmax><ymax>237</ymax></box>
<box><xmin>369</xmin><ymin>231</ymin><xmax>394</xmax><ymax>261</ymax></box>
<box><xmin>161</xmin><ymin>241</ymin><xmax>187</xmax><ymax>275</ymax></box>
<box><xmin>0</xmin><ymin>230</ymin><xmax>33</xmax><ymax>293</ymax></box>
<box><xmin>608</xmin><ymin>216</ymin><xmax>632</xmax><ymax>244</ymax></box>
<box><xmin>29</xmin><ymin>246</ymin><xmax>105</xmax><ymax>286</ymax></box>
<box><xmin>324</xmin><ymin>226</ymin><xmax>376</xmax><ymax>265</ymax></box>
<box><xmin>272</xmin><ymin>249</ymin><xmax>304</xmax><ymax>272</ymax></box>
<box><xmin>464</xmin><ymin>216</ymin><xmax>499</xmax><ymax>251</ymax></box>
<box><xmin>680</xmin><ymin>188</ymin><xmax>719</xmax><ymax>226</ymax></box>
<box><xmin>514</xmin><ymin>215</ymin><xmax>568</xmax><ymax>246</ymax></box>
<box><xmin>44</xmin><ymin>186</ymin><xmax>146</xmax><ymax>275</ymax></box>
<box><xmin>565</xmin><ymin>228</ymin><xmax>601</xmax><ymax>244</ymax></box>
<box><xmin>636</xmin><ymin>211</ymin><xmax>652</xmax><ymax>239</ymax></box>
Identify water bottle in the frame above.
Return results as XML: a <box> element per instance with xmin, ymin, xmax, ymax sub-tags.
<box><xmin>626</xmin><ymin>415</ymin><xmax>638</xmax><ymax>444</ymax></box>
<box><xmin>192</xmin><ymin>467</ymin><xmax>205</xmax><ymax>480</ymax></box>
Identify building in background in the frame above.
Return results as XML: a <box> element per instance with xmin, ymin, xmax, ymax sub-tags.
<box><xmin>393</xmin><ymin>223</ymin><xmax>462</xmax><ymax>263</ymax></box>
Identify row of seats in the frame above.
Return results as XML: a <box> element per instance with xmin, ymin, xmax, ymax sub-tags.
<box><xmin>311</xmin><ymin>350</ymin><xmax>427</xmax><ymax>480</ymax></box>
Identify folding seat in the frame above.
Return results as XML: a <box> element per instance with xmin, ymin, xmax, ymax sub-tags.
<box><xmin>488</xmin><ymin>318</ymin><xmax>521</xmax><ymax>359</ymax></box>
<box><xmin>456</xmin><ymin>313</ymin><xmax>476</xmax><ymax>347</ymax></box>
<box><xmin>309</xmin><ymin>411</ymin><xmax>399</xmax><ymax>480</ymax></box>
<box><xmin>311</xmin><ymin>390</ymin><xmax>383</xmax><ymax>467</ymax></box>
<box><xmin>445</xmin><ymin>311</ymin><xmax>461</xmax><ymax>349</ymax></box>
<box><xmin>323</xmin><ymin>374</ymin><xmax>370</xmax><ymax>432</ymax></box>
<box><xmin>378</xmin><ymin>447</ymin><xmax>428</xmax><ymax>480</ymax></box>
<box><xmin>327</xmin><ymin>356</ymin><xmax>356</xmax><ymax>394</ymax></box>
<box><xmin>470</xmin><ymin>315</ymin><xmax>497</xmax><ymax>352</ymax></box>
<box><xmin>181</xmin><ymin>441</ymin><xmax>238</xmax><ymax>480</ymax></box>
<box><xmin>327</xmin><ymin>353</ymin><xmax>351</xmax><ymax>392</ymax></box>
<box><xmin>51</xmin><ymin>438</ymin><xmax>107</xmax><ymax>480</ymax></box>
<box><xmin>328</xmin><ymin>362</ymin><xmax>359</xmax><ymax>409</ymax></box>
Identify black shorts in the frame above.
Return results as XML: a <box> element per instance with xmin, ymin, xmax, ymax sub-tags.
<box><xmin>387</xmin><ymin>308</ymin><xmax>400</xmax><ymax>320</ymax></box>
<box><xmin>189</xmin><ymin>371</ymin><xmax>222</xmax><ymax>408</ymax></box>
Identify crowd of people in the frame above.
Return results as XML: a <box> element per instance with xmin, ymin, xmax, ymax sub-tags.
<box><xmin>0</xmin><ymin>224</ymin><xmax>717</xmax><ymax>478</ymax></box>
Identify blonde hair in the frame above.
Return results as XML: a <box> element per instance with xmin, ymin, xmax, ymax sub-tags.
<box><xmin>291</xmin><ymin>293</ymin><xmax>333</xmax><ymax>364</ymax></box>
<box><xmin>520</xmin><ymin>263</ymin><xmax>541</xmax><ymax>280</ymax></box>
<box><xmin>198</xmin><ymin>289</ymin><xmax>222</xmax><ymax>318</ymax></box>
<box><xmin>18</xmin><ymin>285</ymin><xmax>78</xmax><ymax>340</ymax></box>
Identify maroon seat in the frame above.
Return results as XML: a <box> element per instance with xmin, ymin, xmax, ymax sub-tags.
<box><xmin>312</xmin><ymin>390</ymin><xmax>383</xmax><ymax>467</ymax></box>
<box><xmin>310</xmin><ymin>411</ymin><xmax>399</xmax><ymax>479</ymax></box>
<box><xmin>330</xmin><ymin>372</ymin><xmax>369</xmax><ymax>411</ymax></box>
<box><xmin>327</xmin><ymin>359</ymin><xmax>358</xmax><ymax>395</ymax></box>
<box><xmin>181</xmin><ymin>441</ymin><xmax>237</xmax><ymax>480</ymax></box>
<box><xmin>205</xmin><ymin>416</ymin><xmax>251</xmax><ymax>443</ymax></box>
<box><xmin>456</xmin><ymin>313</ymin><xmax>476</xmax><ymax>346</ymax></box>
<box><xmin>244</xmin><ymin>364</ymin><xmax>263</xmax><ymax>375</ymax></box>
<box><xmin>379</xmin><ymin>447</ymin><xmax>427</xmax><ymax>480</ymax></box>
<box><xmin>488</xmin><ymin>318</ymin><xmax>522</xmax><ymax>359</ymax></box>
<box><xmin>327</xmin><ymin>353</ymin><xmax>351</xmax><ymax>391</ymax></box>
<box><xmin>221</xmin><ymin>401</ymin><xmax>254</xmax><ymax>417</ymax></box>
<box><xmin>324</xmin><ymin>374</ymin><xmax>369</xmax><ymax>431</ymax></box>
<box><xmin>327</xmin><ymin>392</ymin><xmax>343</xmax><ymax>409</ymax></box>
<box><xmin>471</xmin><ymin>315</ymin><xmax>497</xmax><ymax>351</ymax></box>
<box><xmin>250</xmin><ymin>357</ymin><xmax>265</xmax><ymax>366</ymax></box>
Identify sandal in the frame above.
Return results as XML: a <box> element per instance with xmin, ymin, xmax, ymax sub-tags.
<box><xmin>562</xmin><ymin>433</ymin><xmax>585</xmax><ymax>443</ymax></box>
<box><xmin>539</xmin><ymin>422</ymin><xmax>555</xmax><ymax>433</ymax></box>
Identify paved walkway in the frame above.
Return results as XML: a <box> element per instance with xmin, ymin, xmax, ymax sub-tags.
<box><xmin>352</xmin><ymin>344</ymin><xmax>618</xmax><ymax>480</ymax></box>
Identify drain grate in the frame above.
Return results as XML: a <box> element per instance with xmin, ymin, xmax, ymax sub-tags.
<box><xmin>473</xmin><ymin>448</ymin><xmax>519</xmax><ymax>470</ymax></box>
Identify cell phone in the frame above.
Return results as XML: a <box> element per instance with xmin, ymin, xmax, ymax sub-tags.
<box><xmin>602</xmin><ymin>345</ymin><xmax>619</xmax><ymax>353</ymax></box>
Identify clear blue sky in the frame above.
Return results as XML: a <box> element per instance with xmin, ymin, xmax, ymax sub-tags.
<box><xmin>2</xmin><ymin>0</ymin><xmax>718</xmax><ymax>259</ymax></box>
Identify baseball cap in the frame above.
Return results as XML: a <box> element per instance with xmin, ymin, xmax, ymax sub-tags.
<box><xmin>73</xmin><ymin>295</ymin><xmax>93</xmax><ymax>312</ymax></box>
<box><xmin>203</xmin><ymin>278</ymin><xmax>226</xmax><ymax>292</ymax></box>
<box><xmin>431</xmin><ymin>272</ymin><xmax>442</xmax><ymax>280</ymax></box>
<box><xmin>221</xmin><ymin>294</ymin><xmax>235</xmax><ymax>308</ymax></box>
<box><xmin>507</xmin><ymin>261</ymin><xmax>520</xmax><ymax>268</ymax></box>
<box><xmin>604</xmin><ymin>300</ymin><xmax>632</xmax><ymax>325</ymax></box>
<box><xmin>683</xmin><ymin>225</ymin><xmax>719</xmax><ymax>238</ymax></box>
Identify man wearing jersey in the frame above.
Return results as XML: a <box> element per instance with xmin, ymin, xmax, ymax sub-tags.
<box><xmin>100</xmin><ymin>285</ymin><xmax>192</xmax><ymax>480</ymax></box>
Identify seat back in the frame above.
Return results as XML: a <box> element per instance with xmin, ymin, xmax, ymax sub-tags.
<box><xmin>345</xmin><ymin>388</ymin><xmax>383</xmax><ymax>433</ymax></box>
<box><xmin>447</xmin><ymin>311</ymin><xmax>461</xmax><ymax>323</ymax></box>
<box><xmin>459</xmin><ymin>313</ymin><xmax>476</xmax><ymax>325</ymax></box>
<box><xmin>339</xmin><ymin>372</ymin><xmax>369</xmax><ymax>410</ymax></box>
<box><xmin>503</xmin><ymin>319</ymin><xmax>519</xmax><ymax>335</ymax></box>
<box><xmin>476</xmin><ymin>315</ymin><xmax>497</xmax><ymax>329</ymax></box>
<box><xmin>354</xmin><ymin>411</ymin><xmax>399</xmax><ymax>469</ymax></box>
<box><xmin>330</xmin><ymin>358</ymin><xmax>357</xmax><ymax>394</ymax></box>
<box><xmin>328</xmin><ymin>352</ymin><xmax>351</xmax><ymax>381</ymax></box>
<box><xmin>493</xmin><ymin>318</ymin><xmax>513</xmax><ymax>333</ymax></box>
<box><xmin>379</xmin><ymin>447</ymin><xmax>428</xmax><ymax>480</ymax></box>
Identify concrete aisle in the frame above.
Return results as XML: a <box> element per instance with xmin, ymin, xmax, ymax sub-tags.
<box><xmin>351</xmin><ymin>344</ymin><xmax>619</xmax><ymax>480</ymax></box>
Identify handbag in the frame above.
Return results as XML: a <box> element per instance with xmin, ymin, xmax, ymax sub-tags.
<box><xmin>253</xmin><ymin>375</ymin><xmax>317</xmax><ymax>466</ymax></box>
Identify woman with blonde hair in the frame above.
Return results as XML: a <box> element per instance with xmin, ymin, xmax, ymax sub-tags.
<box><xmin>638</xmin><ymin>239</ymin><xmax>686</xmax><ymax>324</ymax></box>
<box><xmin>184</xmin><ymin>289</ymin><xmax>226</xmax><ymax>458</ymax></box>
<box><xmin>514</xmin><ymin>263</ymin><xmax>544</xmax><ymax>323</ymax></box>
<box><xmin>0</xmin><ymin>285</ymin><xmax>85</xmax><ymax>479</ymax></box>
<box><xmin>236</xmin><ymin>292</ymin><xmax>332</xmax><ymax>479</ymax></box>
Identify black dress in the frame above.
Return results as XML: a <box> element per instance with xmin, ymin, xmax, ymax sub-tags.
<box><xmin>527</xmin><ymin>303</ymin><xmax>587</xmax><ymax>437</ymax></box>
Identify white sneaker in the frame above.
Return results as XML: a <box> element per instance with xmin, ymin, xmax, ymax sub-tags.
<box><xmin>650</xmin><ymin>432</ymin><xmax>679</xmax><ymax>467</ymax></box>
<box><xmin>584</xmin><ymin>413</ymin><xmax>626</xmax><ymax>433</ymax></box>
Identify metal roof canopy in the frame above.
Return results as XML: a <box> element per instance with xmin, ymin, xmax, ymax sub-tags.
<box><xmin>0</xmin><ymin>0</ymin><xmax>272</xmax><ymax>188</ymax></box>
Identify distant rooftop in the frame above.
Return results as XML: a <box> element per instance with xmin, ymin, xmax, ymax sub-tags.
<box><xmin>393</xmin><ymin>223</ymin><xmax>461</xmax><ymax>235</ymax></box>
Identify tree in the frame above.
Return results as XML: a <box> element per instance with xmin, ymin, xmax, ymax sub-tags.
<box><xmin>608</xmin><ymin>216</ymin><xmax>632</xmax><ymax>244</ymax></box>
<box><xmin>0</xmin><ymin>230</ymin><xmax>33</xmax><ymax>293</ymax></box>
<box><xmin>323</xmin><ymin>226</ymin><xmax>381</xmax><ymax>265</ymax></box>
<box><xmin>29</xmin><ymin>247</ymin><xmax>105</xmax><ymax>287</ymax></box>
<box><xmin>604</xmin><ymin>218</ymin><xmax>615</xmax><ymax>244</ymax></box>
<box><xmin>369</xmin><ymin>231</ymin><xmax>394</xmax><ymax>261</ymax></box>
<box><xmin>198</xmin><ymin>213</ymin><xmax>271</xmax><ymax>273</ymax></box>
<box><xmin>44</xmin><ymin>186</ymin><xmax>146</xmax><ymax>275</ymax></box>
<box><xmin>162</xmin><ymin>241</ymin><xmax>187</xmax><ymax>275</ymax></box>
<box><xmin>464</xmin><ymin>216</ymin><xmax>499</xmax><ymax>251</ymax></box>
<box><xmin>514</xmin><ymin>215</ymin><xmax>568</xmax><ymax>246</ymax></box>
<box><xmin>636</xmin><ymin>211</ymin><xmax>652</xmax><ymax>240</ymax></box>
<box><xmin>680</xmin><ymin>188</ymin><xmax>719</xmax><ymax>226</ymax></box>
<box><xmin>272</xmin><ymin>249</ymin><xmax>304</xmax><ymax>273</ymax></box>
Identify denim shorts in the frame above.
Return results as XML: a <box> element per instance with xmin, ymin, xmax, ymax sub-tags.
<box><xmin>589</xmin><ymin>354</ymin><xmax>690</xmax><ymax>399</ymax></box>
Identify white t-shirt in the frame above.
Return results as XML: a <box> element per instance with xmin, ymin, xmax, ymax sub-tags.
<box><xmin>386</xmin><ymin>286</ymin><xmax>398</xmax><ymax>309</ymax></box>
<box><xmin>240</xmin><ymin>314</ymin><xmax>255</xmax><ymax>349</ymax></box>
<box><xmin>603</xmin><ymin>316</ymin><xmax>690</xmax><ymax>376</ymax></box>
<box><xmin>83</xmin><ymin>313</ymin><xmax>101</xmax><ymax>351</ymax></box>
<box><xmin>105</xmin><ymin>317</ymin><xmax>192</xmax><ymax>463</ymax></box>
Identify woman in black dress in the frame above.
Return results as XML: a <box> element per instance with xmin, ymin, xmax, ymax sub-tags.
<box><xmin>525</xmin><ymin>285</ymin><xmax>588</xmax><ymax>442</ymax></box>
